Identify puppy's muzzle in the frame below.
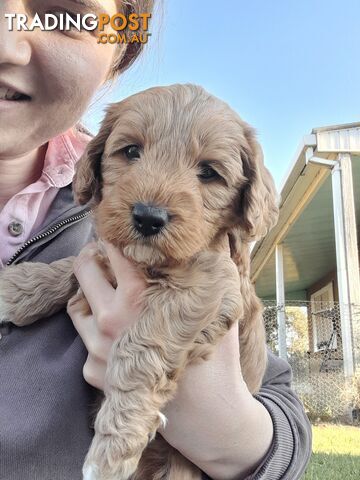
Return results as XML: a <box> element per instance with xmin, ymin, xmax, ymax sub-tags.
<box><xmin>132</xmin><ymin>203</ymin><xmax>169</xmax><ymax>237</ymax></box>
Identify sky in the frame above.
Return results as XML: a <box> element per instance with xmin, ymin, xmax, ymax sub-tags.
<box><xmin>82</xmin><ymin>0</ymin><xmax>360</xmax><ymax>189</ymax></box>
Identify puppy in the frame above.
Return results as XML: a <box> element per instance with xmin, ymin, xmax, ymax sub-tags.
<box><xmin>0</xmin><ymin>84</ymin><xmax>278</xmax><ymax>480</ymax></box>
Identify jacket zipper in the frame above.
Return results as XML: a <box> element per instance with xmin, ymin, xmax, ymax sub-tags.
<box><xmin>6</xmin><ymin>210</ymin><xmax>92</xmax><ymax>266</ymax></box>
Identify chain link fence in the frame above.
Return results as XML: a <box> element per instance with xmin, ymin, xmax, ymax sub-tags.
<box><xmin>262</xmin><ymin>300</ymin><xmax>360</xmax><ymax>423</ymax></box>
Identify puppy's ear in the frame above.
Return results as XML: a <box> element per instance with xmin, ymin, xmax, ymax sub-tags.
<box><xmin>73</xmin><ymin>105</ymin><xmax>118</xmax><ymax>205</ymax></box>
<box><xmin>236</xmin><ymin>125</ymin><xmax>279</xmax><ymax>241</ymax></box>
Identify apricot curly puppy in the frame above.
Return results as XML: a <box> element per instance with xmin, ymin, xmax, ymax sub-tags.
<box><xmin>0</xmin><ymin>84</ymin><xmax>278</xmax><ymax>480</ymax></box>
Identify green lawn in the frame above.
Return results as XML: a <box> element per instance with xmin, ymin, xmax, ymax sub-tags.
<box><xmin>303</xmin><ymin>424</ymin><xmax>360</xmax><ymax>479</ymax></box>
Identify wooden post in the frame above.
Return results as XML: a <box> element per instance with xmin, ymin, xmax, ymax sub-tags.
<box><xmin>331</xmin><ymin>154</ymin><xmax>360</xmax><ymax>377</ymax></box>
<box><xmin>275</xmin><ymin>244</ymin><xmax>287</xmax><ymax>360</ymax></box>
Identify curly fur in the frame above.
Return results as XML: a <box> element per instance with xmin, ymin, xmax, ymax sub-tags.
<box><xmin>0</xmin><ymin>84</ymin><xmax>278</xmax><ymax>480</ymax></box>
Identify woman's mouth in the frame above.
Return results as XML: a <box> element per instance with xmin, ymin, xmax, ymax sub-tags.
<box><xmin>0</xmin><ymin>87</ymin><xmax>31</xmax><ymax>102</ymax></box>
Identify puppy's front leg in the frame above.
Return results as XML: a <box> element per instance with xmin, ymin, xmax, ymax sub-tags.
<box><xmin>83</xmin><ymin>252</ymin><xmax>241</xmax><ymax>480</ymax></box>
<box><xmin>0</xmin><ymin>257</ymin><xmax>77</xmax><ymax>326</ymax></box>
<box><xmin>189</xmin><ymin>266</ymin><xmax>267</xmax><ymax>394</ymax></box>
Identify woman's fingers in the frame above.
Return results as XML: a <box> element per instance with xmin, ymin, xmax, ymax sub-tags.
<box><xmin>83</xmin><ymin>354</ymin><xmax>107</xmax><ymax>390</ymax></box>
<box><xmin>103</xmin><ymin>241</ymin><xmax>146</xmax><ymax>315</ymax></box>
<box><xmin>68</xmin><ymin>241</ymin><xmax>148</xmax><ymax>391</ymax></box>
<box><xmin>103</xmin><ymin>240</ymin><xmax>146</xmax><ymax>289</ymax></box>
<box><xmin>69</xmin><ymin>302</ymin><xmax>114</xmax><ymax>362</ymax></box>
<box><xmin>73</xmin><ymin>243</ymin><xmax>115</xmax><ymax>317</ymax></box>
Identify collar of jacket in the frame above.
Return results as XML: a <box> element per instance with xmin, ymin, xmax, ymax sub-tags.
<box><xmin>6</xmin><ymin>184</ymin><xmax>92</xmax><ymax>266</ymax></box>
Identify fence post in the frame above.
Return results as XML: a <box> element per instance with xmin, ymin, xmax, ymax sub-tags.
<box><xmin>275</xmin><ymin>244</ymin><xmax>287</xmax><ymax>360</ymax></box>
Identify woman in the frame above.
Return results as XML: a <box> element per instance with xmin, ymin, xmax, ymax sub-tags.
<box><xmin>0</xmin><ymin>1</ymin><xmax>311</xmax><ymax>479</ymax></box>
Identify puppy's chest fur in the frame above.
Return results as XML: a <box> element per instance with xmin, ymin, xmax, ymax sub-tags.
<box><xmin>97</xmin><ymin>244</ymin><xmax>237</xmax><ymax>297</ymax></box>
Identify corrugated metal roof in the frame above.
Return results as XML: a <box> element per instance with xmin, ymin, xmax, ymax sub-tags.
<box><xmin>316</xmin><ymin>127</ymin><xmax>360</xmax><ymax>153</ymax></box>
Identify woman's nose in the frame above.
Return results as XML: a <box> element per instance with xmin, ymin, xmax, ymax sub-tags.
<box><xmin>0</xmin><ymin>15</ymin><xmax>31</xmax><ymax>66</ymax></box>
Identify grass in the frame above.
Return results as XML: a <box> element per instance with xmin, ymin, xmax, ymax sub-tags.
<box><xmin>303</xmin><ymin>424</ymin><xmax>360</xmax><ymax>479</ymax></box>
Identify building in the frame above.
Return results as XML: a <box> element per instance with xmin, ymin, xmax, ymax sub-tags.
<box><xmin>251</xmin><ymin>123</ymin><xmax>360</xmax><ymax>384</ymax></box>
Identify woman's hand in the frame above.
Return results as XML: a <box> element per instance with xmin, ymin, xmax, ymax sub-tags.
<box><xmin>68</xmin><ymin>242</ymin><xmax>274</xmax><ymax>480</ymax></box>
<box><xmin>158</xmin><ymin>323</ymin><xmax>274</xmax><ymax>480</ymax></box>
<box><xmin>67</xmin><ymin>241</ymin><xmax>146</xmax><ymax>390</ymax></box>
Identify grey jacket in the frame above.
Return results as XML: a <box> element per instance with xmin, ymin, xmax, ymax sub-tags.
<box><xmin>0</xmin><ymin>184</ymin><xmax>312</xmax><ymax>480</ymax></box>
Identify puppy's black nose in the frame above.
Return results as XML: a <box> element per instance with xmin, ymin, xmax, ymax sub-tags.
<box><xmin>132</xmin><ymin>203</ymin><xmax>169</xmax><ymax>237</ymax></box>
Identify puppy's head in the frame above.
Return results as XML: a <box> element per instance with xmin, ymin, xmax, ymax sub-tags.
<box><xmin>74</xmin><ymin>84</ymin><xmax>278</xmax><ymax>266</ymax></box>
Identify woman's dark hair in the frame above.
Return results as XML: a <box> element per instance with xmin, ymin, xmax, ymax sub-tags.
<box><xmin>109</xmin><ymin>0</ymin><xmax>155</xmax><ymax>79</ymax></box>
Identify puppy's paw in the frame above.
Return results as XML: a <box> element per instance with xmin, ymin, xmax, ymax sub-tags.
<box><xmin>84</xmin><ymin>434</ymin><xmax>143</xmax><ymax>480</ymax></box>
<box><xmin>83</xmin><ymin>457</ymin><xmax>140</xmax><ymax>480</ymax></box>
<box><xmin>0</xmin><ymin>268</ymin><xmax>27</xmax><ymax>325</ymax></box>
<box><xmin>83</xmin><ymin>464</ymin><xmax>99</xmax><ymax>480</ymax></box>
<box><xmin>0</xmin><ymin>276</ymin><xmax>11</xmax><ymax>324</ymax></box>
<box><xmin>158</xmin><ymin>411</ymin><xmax>168</xmax><ymax>429</ymax></box>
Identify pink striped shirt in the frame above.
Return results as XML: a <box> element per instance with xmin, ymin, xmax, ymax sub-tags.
<box><xmin>0</xmin><ymin>127</ymin><xmax>91</xmax><ymax>268</ymax></box>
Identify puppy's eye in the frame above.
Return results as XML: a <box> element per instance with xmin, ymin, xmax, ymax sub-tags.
<box><xmin>198</xmin><ymin>163</ymin><xmax>221</xmax><ymax>182</ymax></box>
<box><xmin>123</xmin><ymin>145</ymin><xmax>141</xmax><ymax>160</ymax></box>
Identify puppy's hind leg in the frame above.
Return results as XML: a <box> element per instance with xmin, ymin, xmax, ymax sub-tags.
<box><xmin>133</xmin><ymin>434</ymin><xmax>202</xmax><ymax>480</ymax></box>
<box><xmin>0</xmin><ymin>257</ymin><xmax>77</xmax><ymax>326</ymax></box>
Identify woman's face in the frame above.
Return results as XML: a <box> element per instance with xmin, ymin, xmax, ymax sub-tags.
<box><xmin>0</xmin><ymin>0</ymin><xmax>120</xmax><ymax>157</ymax></box>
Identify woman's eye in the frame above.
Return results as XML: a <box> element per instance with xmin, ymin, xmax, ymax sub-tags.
<box><xmin>46</xmin><ymin>9</ymin><xmax>75</xmax><ymax>19</ymax></box>
<box><xmin>198</xmin><ymin>163</ymin><xmax>221</xmax><ymax>182</ymax></box>
<box><xmin>123</xmin><ymin>145</ymin><xmax>141</xmax><ymax>160</ymax></box>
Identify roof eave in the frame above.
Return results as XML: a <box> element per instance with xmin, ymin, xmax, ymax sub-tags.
<box><xmin>251</xmin><ymin>122</ymin><xmax>360</xmax><ymax>282</ymax></box>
